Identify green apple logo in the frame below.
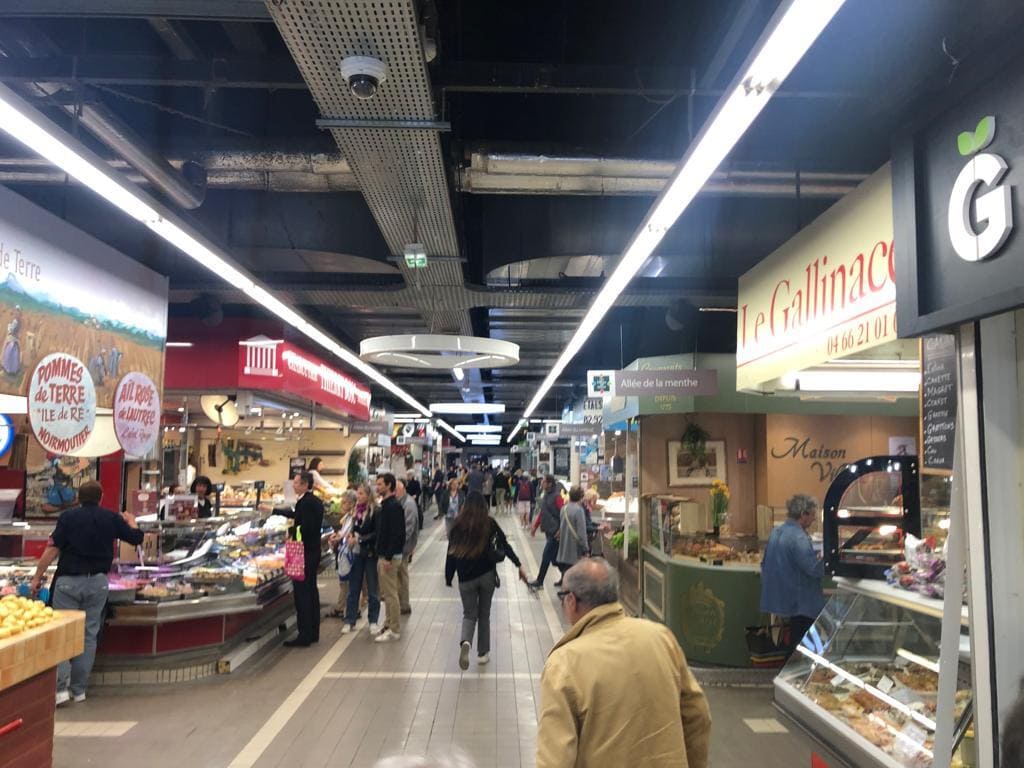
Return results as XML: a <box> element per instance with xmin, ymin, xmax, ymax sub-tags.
<box><xmin>948</xmin><ymin>115</ymin><xmax>1012</xmax><ymax>262</ymax></box>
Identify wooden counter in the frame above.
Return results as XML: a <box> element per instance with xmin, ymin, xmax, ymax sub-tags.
<box><xmin>0</xmin><ymin>610</ymin><xmax>85</xmax><ymax>768</ymax></box>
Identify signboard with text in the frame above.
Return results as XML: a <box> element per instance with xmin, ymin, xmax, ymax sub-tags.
<box><xmin>736</xmin><ymin>165</ymin><xmax>896</xmax><ymax>390</ymax></box>
<box><xmin>113</xmin><ymin>372</ymin><xmax>161</xmax><ymax>458</ymax></box>
<box><xmin>614</xmin><ymin>369</ymin><xmax>718</xmax><ymax>397</ymax></box>
<box><xmin>28</xmin><ymin>353</ymin><xmax>96</xmax><ymax>455</ymax></box>
<box><xmin>894</xmin><ymin>51</ymin><xmax>1024</xmax><ymax>334</ymax></box>
<box><xmin>238</xmin><ymin>338</ymin><xmax>371</xmax><ymax>421</ymax></box>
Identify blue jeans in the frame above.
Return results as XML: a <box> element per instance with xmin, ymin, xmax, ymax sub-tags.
<box><xmin>345</xmin><ymin>554</ymin><xmax>380</xmax><ymax>627</ymax></box>
<box><xmin>53</xmin><ymin>573</ymin><xmax>108</xmax><ymax>696</ymax></box>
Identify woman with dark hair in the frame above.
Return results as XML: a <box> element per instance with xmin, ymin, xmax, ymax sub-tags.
<box><xmin>191</xmin><ymin>475</ymin><xmax>214</xmax><ymax>519</ymax></box>
<box><xmin>445</xmin><ymin>491</ymin><xmax>528</xmax><ymax>669</ymax></box>
<box><xmin>308</xmin><ymin>457</ymin><xmax>341</xmax><ymax>496</ymax></box>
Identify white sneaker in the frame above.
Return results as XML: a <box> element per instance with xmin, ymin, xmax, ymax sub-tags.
<box><xmin>459</xmin><ymin>641</ymin><xmax>471</xmax><ymax>670</ymax></box>
<box><xmin>55</xmin><ymin>690</ymin><xmax>70</xmax><ymax>707</ymax></box>
<box><xmin>73</xmin><ymin>693</ymin><xmax>86</xmax><ymax>703</ymax></box>
<box><xmin>374</xmin><ymin>629</ymin><xmax>400</xmax><ymax>643</ymax></box>
<box><xmin>341</xmin><ymin>624</ymin><xmax>353</xmax><ymax>635</ymax></box>
<box><xmin>368</xmin><ymin>622</ymin><xmax>381</xmax><ymax>635</ymax></box>
<box><xmin>477</xmin><ymin>654</ymin><xmax>490</xmax><ymax>666</ymax></box>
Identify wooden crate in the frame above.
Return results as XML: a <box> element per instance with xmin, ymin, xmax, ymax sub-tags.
<box><xmin>0</xmin><ymin>611</ymin><xmax>85</xmax><ymax>692</ymax></box>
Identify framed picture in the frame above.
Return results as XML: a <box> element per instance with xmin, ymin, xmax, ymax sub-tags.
<box><xmin>667</xmin><ymin>440</ymin><xmax>726</xmax><ymax>486</ymax></box>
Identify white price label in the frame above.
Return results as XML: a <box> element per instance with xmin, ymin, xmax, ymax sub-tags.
<box><xmin>878</xmin><ymin>675</ymin><xmax>895</xmax><ymax>694</ymax></box>
<box><xmin>830</xmin><ymin>674</ymin><xmax>844</xmax><ymax>687</ymax></box>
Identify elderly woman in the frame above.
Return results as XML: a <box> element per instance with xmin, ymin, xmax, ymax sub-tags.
<box><xmin>759</xmin><ymin>493</ymin><xmax>825</xmax><ymax>655</ymax></box>
<box><xmin>327</xmin><ymin>489</ymin><xmax>359</xmax><ymax>619</ymax></box>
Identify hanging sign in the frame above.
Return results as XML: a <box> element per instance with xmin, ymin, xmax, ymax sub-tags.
<box><xmin>113</xmin><ymin>372</ymin><xmax>161</xmax><ymax>458</ymax></box>
<box><xmin>613</xmin><ymin>369</ymin><xmax>718</xmax><ymax>397</ymax></box>
<box><xmin>28</xmin><ymin>353</ymin><xmax>96</xmax><ymax>455</ymax></box>
<box><xmin>736</xmin><ymin>165</ymin><xmax>896</xmax><ymax>390</ymax></box>
<box><xmin>587</xmin><ymin>370</ymin><xmax>615</xmax><ymax>398</ymax></box>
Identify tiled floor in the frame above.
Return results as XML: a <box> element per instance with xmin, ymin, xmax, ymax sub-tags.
<box><xmin>53</xmin><ymin>514</ymin><xmax>824</xmax><ymax>768</ymax></box>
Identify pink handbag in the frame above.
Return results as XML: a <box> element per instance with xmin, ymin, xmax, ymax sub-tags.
<box><xmin>285</xmin><ymin>527</ymin><xmax>306</xmax><ymax>582</ymax></box>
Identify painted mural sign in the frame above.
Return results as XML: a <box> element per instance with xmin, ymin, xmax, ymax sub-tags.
<box><xmin>0</xmin><ymin>186</ymin><xmax>168</xmax><ymax>405</ymax></box>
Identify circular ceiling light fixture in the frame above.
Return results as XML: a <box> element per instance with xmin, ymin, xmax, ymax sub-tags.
<box><xmin>359</xmin><ymin>334</ymin><xmax>519</xmax><ymax>370</ymax></box>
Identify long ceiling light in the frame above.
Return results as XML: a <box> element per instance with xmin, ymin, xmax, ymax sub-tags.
<box><xmin>435</xmin><ymin>418</ymin><xmax>466</xmax><ymax>443</ymax></box>
<box><xmin>0</xmin><ymin>82</ymin><xmax>431</xmax><ymax>417</ymax></box>
<box><xmin>511</xmin><ymin>0</ymin><xmax>846</xmax><ymax>436</ymax></box>
<box><xmin>430</xmin><ymin>402</ymin><xmax>506</xmax><ymax>415</ymax></box>
<box><xmin>455</xmin><ymin>425</ymin><xmax>503</xmax><ymax>434</ymax></box>
<box><xmin>507</xmin><ymin>420</ymin><xmax>527</xmax><ymax>443</ymax></box>
<box><xmin>468</xmin><ymin>436</ymin><xmax>502</xmax><ymax>445</ymax></box>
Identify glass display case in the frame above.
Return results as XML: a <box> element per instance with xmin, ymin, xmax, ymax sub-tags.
<box><xmin>919</xmin><ymin>475</ymin><xmax>952</xmax><ymax>550</ymax></box>
<box><xmin>775</xmin><ymin>581</ymin><xmax>971</xmax><ymax>768</ymax></box>
<box><xmin>824</xmin><ymin>456</ymin><xmax>922</xmax><ymax>578</ymax></box>
<box><xmin>646</xmin><ymin>494</ymin><xmax>761</xmax><ymax>564</ymax></box>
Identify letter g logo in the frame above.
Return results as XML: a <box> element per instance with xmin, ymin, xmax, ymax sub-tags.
<box><xmin>948</xmin><ymin>115</ymin><xmax>1013</xmax><ymax>263</ymax></box>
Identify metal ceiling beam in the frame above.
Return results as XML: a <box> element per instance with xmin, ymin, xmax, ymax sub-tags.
<box><xmin>221</xmin><ymin>21</ymin><xmax>266</xmax><ymax>54</ymax></box>
<box><xmin>0</xmin><ymin>1</ymin><xmax>272</xmax><ymax>21</ymax></box>
<box><xmin>436</xmin><ymin>61</ymin><xmax>863</xmax><ymax>100</ymax></box>
<box><xmin>0</xmin><ymin>55</ymin><xmax>304</xmax><ymax>90</ymax></box>
<box><xmin>148</xmin><ymin>18</ymin><xmax>202</xmax><ymax>60</ymax></box>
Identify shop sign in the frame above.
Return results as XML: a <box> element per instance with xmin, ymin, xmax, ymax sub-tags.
<box><xmin>736</xmin><ymin>165</ymin><xmax>896</xmax><ymax>390</ymax></box>
<box><xmin>28</xmin><ymin>353</ymin><xmax>96</xmax><ymax>455</ymax></box>
<box><xmin>893</xmin><ymin>55</ymin><xmax>1024</xmax><ymax>334</ymax></box>
<box><xmin>0</xmin><ymin>186</ymin><xmax>168</xmax><ymax>404</ymax></box>
<box><xmin>587</xmin><ymin>370</ymin><xmax>615</xmax><ymax>398</ymax></box>
<box><xmin>553</xmin><ymin>423</ymin><xmax>600</xmax><ymax>439</ymax></box>
<box><xmin>113</xmin><ymin>372</ymin><xmax>161</xmax><ymax>458</ymax></box>
<box><xmin>613</xmin><ymin>369</ymin><xmax>717</xmax><ymax>397</ymax></box>
<box><xmin>238</xmin><ymin>338</ymin><xmax>371</xmax><ymax>421</ymax></box>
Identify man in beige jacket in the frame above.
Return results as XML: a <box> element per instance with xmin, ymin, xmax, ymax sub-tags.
<box><xmin>537</xmin><ymin>558</ymin><xmax>711</xmax><ymax>768</ymax></box>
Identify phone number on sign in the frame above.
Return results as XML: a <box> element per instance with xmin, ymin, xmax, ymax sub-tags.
<box><xmin>825</xmin><ymin>308</ymin><xmax>897</xmax><ymax>357</ymax></box>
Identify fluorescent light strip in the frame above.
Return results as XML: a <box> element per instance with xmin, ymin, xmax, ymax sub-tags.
<box><xmin>517</xmin><ymin>0</ymin><xmax>845</xmax><ymax>419</ymax></box>
<box><xmin>506</xmin><ymin>419</ymin><xmax>527</xmax><ymax>444</ymax></box>
<box><xmin>165</xmin><ymin>342</ymin><xmax>194</xmax><ymax>348</ymax></box>
<box><xmin>435</xmin><ymin>418</ymin><xmax>465</xmax><ymax>443</ymax></box>
<box><xmin>455</xmin><ymin>425</ymin><xmax>503</xmax><ymax>434</ymax></box>
<box><xmin>430</xmin><ymin>403</ymin><xmax>505</xmax><ymax>415</ymax></box>
<box><xmin>0</xmin><ymin>82</ymin><xmax>431</xmax><ymax>418</ymax></box>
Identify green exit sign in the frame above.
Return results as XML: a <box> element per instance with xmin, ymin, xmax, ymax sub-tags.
<box><xmin>403</xmin><ymin>244</ymin><xmax>427</xmax><ymax>268</ymax></box>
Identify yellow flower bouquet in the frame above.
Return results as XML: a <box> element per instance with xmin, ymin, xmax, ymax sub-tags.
<box><xmin>709</xmin><ymin>480</ymin><xmax>730</xmax><ymax>532</ymax></box>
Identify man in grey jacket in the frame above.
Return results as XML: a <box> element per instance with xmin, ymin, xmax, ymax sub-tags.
<box><xmin>396</xmin><ymin>479</ymin><xmax>420</xmax><ymax>615</ymax></box>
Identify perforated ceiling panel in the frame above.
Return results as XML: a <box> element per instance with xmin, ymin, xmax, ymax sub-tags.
<box><xmin>267</xmin><ymin>0</ymin><xmax>468</xmax><ymax>335</ymax></box>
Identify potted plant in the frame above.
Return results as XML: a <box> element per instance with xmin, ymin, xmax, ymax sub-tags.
<box><xmin>681</xmin><ymin>421</ymin><xmax>711</xmax><ymax>475</ymax></box>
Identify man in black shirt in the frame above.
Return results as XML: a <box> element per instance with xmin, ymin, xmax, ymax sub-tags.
<box><xmin>282</xmin><ymin>472</ymin><xmax>325</xmax><ymax>648</ymax></box>
<box><xmin>31</xmin><ymin>480</ymin><xmax>144</xmax><ymax>706</ymax></box>
<box><xmin>374</xmin><ymin>472</ymin><xmax>406</xmax><ymax>643</ymax></box>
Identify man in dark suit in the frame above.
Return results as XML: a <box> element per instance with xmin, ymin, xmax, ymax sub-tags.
<box><xmin>282</xmin><ymin>471</ymin><xmax>324</xmax><ymax>647</ymax></box>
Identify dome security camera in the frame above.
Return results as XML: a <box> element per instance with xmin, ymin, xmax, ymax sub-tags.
<box><xmin>339</xmin><ymin>56</ymin><xmax>388</xmax><ymax>100</ymax></box>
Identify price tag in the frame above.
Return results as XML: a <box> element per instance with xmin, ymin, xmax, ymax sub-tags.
<box><xmin>830</xmin><ymin>674</ymin><xmax>844</xmax><ymax>687</ymax></box>
<box><xmin>878</xmin><ymin>675</ymin><xmax>895</xmax><ymax>694</ymax></box>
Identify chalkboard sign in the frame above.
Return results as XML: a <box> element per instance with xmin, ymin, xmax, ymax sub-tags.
<box><xmin>920</xmin><ymin>334</ymin><xmax>957</xmax><ymax>474</ymax></box>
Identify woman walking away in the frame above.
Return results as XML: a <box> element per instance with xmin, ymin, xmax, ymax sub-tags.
<box><xmin>555</xmin><ymin>487</ymin><xmax>590</xmax><ymax>586</ymax></box>
<box><xmin>443</xmin><ymin>478</ymin><xmax>466</xmax><ymax>537</ymax></box>
<box><xmin>344</xmin><ymin>484</ymin><xmax>382</xmax><ymax>635</ymax></box>
<box><xmin>446</xmin><ymin>492</ymin><xmax>528</xmax><ymax>669</ymax></box>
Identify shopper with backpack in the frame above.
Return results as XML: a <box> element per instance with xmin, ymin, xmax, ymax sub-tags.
<box><xmin>515</xmin><ymin>470</ymin><xmax>533</xmax><ymax>528</ymax></box>
<box><xmin>529</xmin><ymin>476</ymin><xmax>564</xmax><ymax>589</ymax></box>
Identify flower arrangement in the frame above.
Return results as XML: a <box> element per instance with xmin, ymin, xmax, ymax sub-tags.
<box><xmin>709</xmin><ymin>479</ymin><xmax>730</xmax><ymax>533</ymax></box>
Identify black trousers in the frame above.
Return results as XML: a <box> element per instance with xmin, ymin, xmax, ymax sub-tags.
<box><xmin>292</xmin><ymin>572</ymin><xmax>320</xmax><ymax>643</ymax></box>
<box><xmin>788</xmin><ymin>614</ymin><xmax>816</xmax><ymax>657</ymax></box>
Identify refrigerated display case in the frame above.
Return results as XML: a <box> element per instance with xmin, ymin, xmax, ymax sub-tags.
<box><xmin>824</xmin><ymin>456</ymin><xmax>922</xmax><ymax>579</ymax></box>
<box><xmin>775</xmin><ymin>579</ymin><xmax>971</xmax><ymax>768</ymax></box>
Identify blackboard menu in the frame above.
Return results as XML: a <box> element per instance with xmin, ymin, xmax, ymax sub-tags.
<box><xmin>554</xmin><ymin>446</ymin><xmax>571</xmax><ymax>477</ymax></box>
<box><xmin>920</xmin><ymin>334</ymin><xmax>957</xmax><ymax>473</ymax></box>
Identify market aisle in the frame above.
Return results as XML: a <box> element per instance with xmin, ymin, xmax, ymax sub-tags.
<box><xmin>53</xmin><ymin>513</ymin><xmax>821</xmax><ymax>768</ymax></box>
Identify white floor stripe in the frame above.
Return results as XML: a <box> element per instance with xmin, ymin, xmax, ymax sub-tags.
<box><xmin>509</xmin><ymin>521</ymin><xmax>565</xmax><ymax>645</ymax></box>
<box><xmin>226</xmin><ymin>521</ymin><xmax>446</xmax><ymax>768</ymax></box>
<box><xmin>323</xmin><ymin>671</ymin><xmax>541</xmax><ymax>680</ymax></box>
<box><xmin>54</xmin><ymin>721</ymin><xmax>136</xmax><ymax>738</ymax></box>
